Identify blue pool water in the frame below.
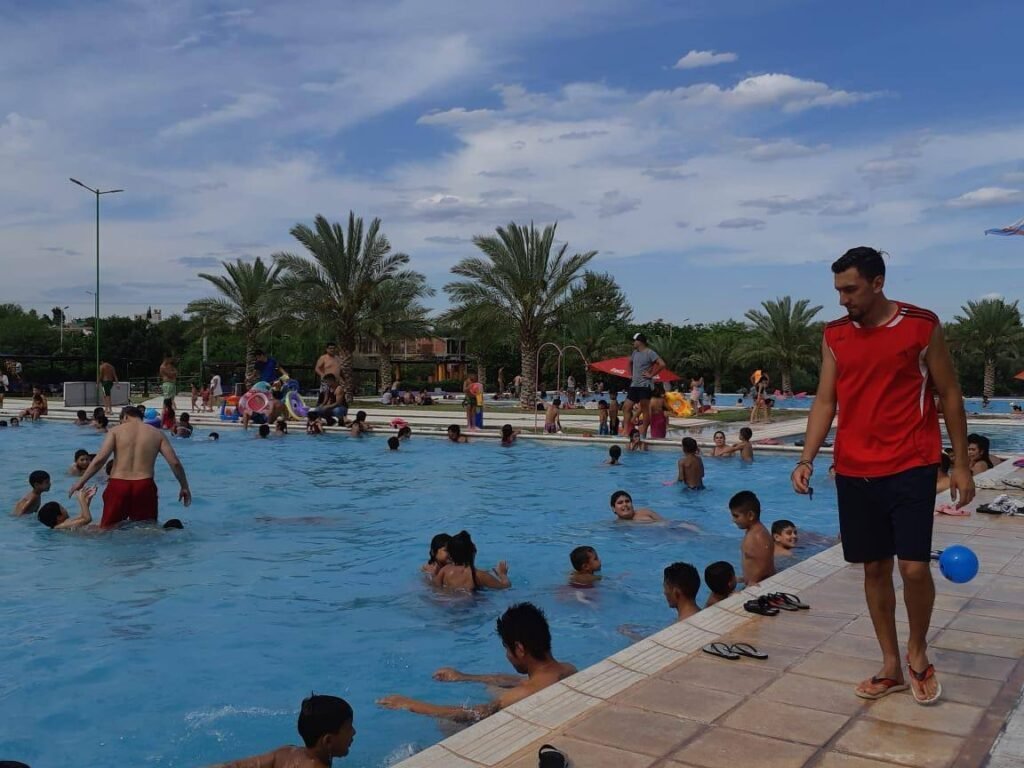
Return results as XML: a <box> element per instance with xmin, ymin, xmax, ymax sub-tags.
<box><xmin>780</xmin><ymin>424</ymin><xmax>1024</xmax><ymax>454</ymax></box>
<box><xmin>1</xmin><ymin>424</ymin><xmax>838</xmax><ymax>767</ymax></box>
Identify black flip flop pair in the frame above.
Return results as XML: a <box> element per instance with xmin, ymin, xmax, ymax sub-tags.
<box><xmin>539</xmin><ymin>744</ymin><xmax>568</xmax><ymax>767</ymax></box>
<box><xmin>702</xmin><ymin>641</ymin><xmax>768</xmax><ymax>660</ymax></box>
<box><xmin>744</xmin><ymin>592</ymin><xmax>809</xmax><ymax>616</ymax></box>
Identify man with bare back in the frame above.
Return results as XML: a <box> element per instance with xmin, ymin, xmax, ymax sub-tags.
<box><xmin>69</xmin><ymin>406</ymin><xmax>191</xmax><ymax>527</ymax></box>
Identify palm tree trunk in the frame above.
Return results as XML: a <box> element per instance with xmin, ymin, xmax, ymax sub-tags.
<box><xmin>781</xmin><ymin>367</ymin><xmax>792</xmax><ymax>396</ymax></box>
<box><xmin>244</xmin><ymin>332</ymin><xmax>258</xmax><ymax>388</ymax></box>
<box><xmin>338</xmin><ymin>337</ymin><xmax>356</xmax><ymax>398</ymax></box>
<box><xmin>585</xmin><ymin>369</ymin><xmax>595</xmax><ymax>393</ymax></box>
<box><xmin>984</xmin><ymin>359</ymin><xmax>995</xmax><ymax>399</ymax></box>
<box><xmin>378</xmin><ymin>346</ymin><xmax>393</xmax><ymax>394</ymax></box>
<box><xmin>713</xmin><ymin>371</ymin><xmax>722</xmax><ymax>396</ymax></box>
<box><xmin>476</xmin><ymin>358</ymin><xmax>486</xmax><ymax>391</ymax></box>
<box><xmin>520</xmin><ymin>337</ymin><xmax>538</xmax><ymax>409</ymax></box>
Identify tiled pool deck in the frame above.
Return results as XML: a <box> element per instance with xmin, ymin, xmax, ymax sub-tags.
<box><xmin>395</xmin><ymin>466</ymin><xmax>1024</xmax><ymax>768</ymax></box>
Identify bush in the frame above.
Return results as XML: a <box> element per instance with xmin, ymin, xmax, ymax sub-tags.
<box><xmin>391</xmin><ymin>378</ymin><xmax>464</xmax><ymax>393</ymax></box>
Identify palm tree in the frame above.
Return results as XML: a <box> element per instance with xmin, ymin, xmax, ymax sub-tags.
<box><xmin>185</xmin><ymin>257</ymin><xmax>281</xmax><ymax>386</ymax></box>
<box><xmin>566</xmin><ymin>315</ymin><xmax>622</xmax><ymax>391</ymax></box>
<box><xmin>445</xmin><ymin>222</ymin><xmax>596</xmax><ymax>409</ymax></box>
<box><xmin>274</xmin><ymin>213</ymin><xmax>417</xmax><ymax>396</ymax></box>
<box><xmin>951</xmin><ymin>298</ymin><xmax>1024</xmax><ymax>398</ymax></box>
<box><xmin>687</xmin><ymin>331</ymin><xmax>739</xmax><ymax>396</ymax></box>
<box><xmin>362</xmin><ymin>274</ymin><xmax>434</xmax><ymax>392</ymax></box>
<box><xmin>742</xmin><ymin>296</ymin><xmax>822</xmax><ymax>394</ymax></box>
<box><xmin>648</xmin><ymin>333</ymin><xmax>688</xmax><ymax>378</ymax></box>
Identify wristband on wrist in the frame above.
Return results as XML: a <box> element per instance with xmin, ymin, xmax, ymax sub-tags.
<box><xmin>795</xmin><ymin>460</ymin><xmax>814</xmax><ymax>470</ymax></box>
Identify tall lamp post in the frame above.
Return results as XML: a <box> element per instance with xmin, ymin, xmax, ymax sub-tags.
<box><xmin>59</xmin><ymin>305</ymin><xmax>69</xmax><ymax>352</ymax></box>
<box><xmin>69</xmin><ymin>178</ymin><xmax>123</xmax><ymax>395</ymax></box>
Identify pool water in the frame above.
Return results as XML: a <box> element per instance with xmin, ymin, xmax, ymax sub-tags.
<box><xmin>0</xmin><ymin>424</ymin><xmax>838</xmax><ymax>767</ymax></box>
<box><xmin>781</xmin><ymin>424</ymin><xmax>1024</xmax><ymax>454</ymax></box>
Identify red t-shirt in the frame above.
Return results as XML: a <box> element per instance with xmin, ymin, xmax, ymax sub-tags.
<box><xmin>825</xmin><ymin>302</ymin><xmax>942</xmax><ymax>478</ymax></box>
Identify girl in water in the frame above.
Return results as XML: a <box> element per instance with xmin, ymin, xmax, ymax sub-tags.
<box><xmin>711</xmin><ymin>430</ymin><xmax>731</xmax><ymax>457</ymax></box>
<box><xmin>433</xmin><ymin>530</ymin><xmax>510</xmax><ymax>591</ymax></box>
<box><xmin>160</xmin><ymin>398</ymin><xmax>176</xmax><ymax>430</ymax></box>
<box><xmin>422</xmin><ymin>533</ymin><xmax>451</xmax><ymax>576</ymax></box>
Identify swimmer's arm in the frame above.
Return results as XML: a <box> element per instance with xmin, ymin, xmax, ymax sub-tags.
<box><xmin>641</xmin><ymin>507</ymin><xmax>663</xmax><ymax>521</ymax></box>
<box><xmin>476</xmin><ymin>564</ymin><xmax>511</xmax><ymax>589</ymax></box>
<box><xmin>378</xmin><ymin>695</ymin><xmax>500</xmax><ymax>722</ymax></box>
<box><xmin>12</xmin><ymin>492</ymin><xmax>35</xmax><ymax>516</ymax></box>
<box><xmin>159</xmin><ymin>434</ymin><xmax>192</xmax><ymax>504</ymax></box>
<box><xmin>70</xmin><ymin>432</ymin><xmax>116</xmax><ymax>493</ymax></box>
<box><xmin>57</xmin><ymin>490</ymin><xmax>94</xmax><ymax>529</ymax></box>
<box><xmin>435</xmin><ymin>668</ymin><xmax>524</xmax><ymax>687</ymax></box>
<box><xmin>214</xmin><ymin>748</ymin><xmax>282</xmax><ymax>768</ymax></box>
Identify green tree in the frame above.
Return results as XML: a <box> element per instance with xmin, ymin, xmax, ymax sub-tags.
<box><xmin>742</xmin><ymin>296</ymin><xmax>822</xmax><ymax>394</ymax></box>
<box><xmin>687</xmin><ymin>330</ymin><xmax>741</xmax><ymax>395</ymax></box>
<box><xmin>362</xmin><ymin>273</ymin><xmax>435</xmax><ymax>392</ymax></box>
<box><xmin>445</xmin><ymin>222</ymin><xmax>596</xmax><ymax>408</ymax></box>
<box><xmin>562</xmin><ymin>271</ymin><xmax>634</xmax><ymax>329</ymax></box>
<box><xmin>951</xmin><ymin>298</ymin><xmax>1024</xmax><ymax>398</ymax></box>
<box><xmin>566</xmin><ymin>314</ymin><xmax>622</xmax><ymax>391</ymax></box>
<box><xmin>274</xmin><ymin>213</ymin><xmax>417</xmax><ymax>396</ymax></box>
<box><xmin>185</xmin><ymin>257</ymin><xmax>282</xmax><ymax>387</ymax></box>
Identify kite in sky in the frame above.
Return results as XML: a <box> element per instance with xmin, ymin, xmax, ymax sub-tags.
<box><xmin>985</xmin><ymin>216</ymin><xmax>1024</xmax><ymax>236</ymax></box>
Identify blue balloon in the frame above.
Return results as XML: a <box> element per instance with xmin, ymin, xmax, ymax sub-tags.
<box><xmin>144</xmin><ymin>408</ymin><xmax>158</xmax><ymax>420</ymax></box>
<box><xmin>938</xmin><ymin>545</ymin><xmax>979</xmax><ymax>584</ymax></box>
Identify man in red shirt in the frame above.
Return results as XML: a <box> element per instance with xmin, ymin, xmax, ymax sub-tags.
<box><xmin>792</xmin><ymin>247</ymin><xmax>974</xmax><ymax>706</ymax></box>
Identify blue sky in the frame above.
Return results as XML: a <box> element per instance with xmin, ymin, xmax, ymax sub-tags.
<box><xmin>2</xmin><ymin>0</ymin><xmax>1023</xmax><ymax>324</ymax></box>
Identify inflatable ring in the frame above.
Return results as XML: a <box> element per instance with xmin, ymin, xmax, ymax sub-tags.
<box><xmin>144</xmin><ymin>407</ymin><xmax>161</xmax><ymax>427</ymax></box>
<box><xmin>284</xmin><ymin>379</ymin><xmax>300</xmax><ymax>393</ymax></box>
<box><xmin>252</xmin><ymin>381</ymin><xmax>271</xmax><ymax>393</ymax></box>
<box><xmin>390</xmin><ymin>417</ymin><xmax>408</xmax><ymax>429</ymax></box>
<box><xmin>239</xmin><ymin>390</ymin><xmax>271</xmax><ymax>416</ymax></box>
<box><xmin>664</xmin><ymin>391</ymin><xmax>693</xmax><ymax>418</ymax></box>
<box><xmin>285</xmin><ymin>390</ymin><xmax>308</xmax><ymax>420</ymax></box>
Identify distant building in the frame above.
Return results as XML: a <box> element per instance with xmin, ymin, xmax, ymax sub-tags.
<box><xmin>356</xmin><ymin>336</ymin><xmax>471</xmax><ymax>381</ymax></box>
<box><xmin>133</xmin><ymin>307</ymin><xmax>163</xmax><ymax>324</ymax></box>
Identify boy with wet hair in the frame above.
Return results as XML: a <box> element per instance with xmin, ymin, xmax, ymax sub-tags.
<box><xmin>772</xmin><ymin>519</ymin><xmax>798</xmax><ymax>559</ymax></box>
<box><xmin>500</xmin><ymin>424</ymin><xmax>517</xmax><ymax>446</ymax></box>
<box><xmin>607</xmin><ymin>445</ymin><xmax>622</xmax><ymax>465</ymax></box>
<box><xmin>218</xmin><ymin>694</ymin><xmax>356</xmax><ymax>767</ymax></box>
<box><xmin>610</xmin><ymin>490</ymin><xmax>662</xmax><ymax>522</ymax></box>
<box><xmin>676</xmin><ymin>437</ymin><xmax>705</xmax><ymax>489</ymax></box>
<box><xmin>704</xmin><ymin>561</ymin><xmax>737</xmax><ymax>607</ymax></box>
<box><xmin>387</xmin><ymin>436</ymin><xmax>400</xmax><ymax>450</ymax></box>
<box><xmin>569</xmin><ymin>546</ymin><xmax>602</xmax><ymax>586</ymax></box>
<box><xmin>544</xmin><ymin>398</ymin><xmax>562</xmax><ymax>434</ymax></box>
<box><xmin>729</xmin><ymin>491</ymin><xmax>775</xmax><ymax>586</ymax></box>
<box><xmin>13</xmin><ymin>470</ymin><xmax>51</xmax><ymax>516</ymax></box>
<box><xmin>74</xmin><ymin>410</ymin><xmax>90</xmax><ymax>426</ymax></box>
<box><xmin>69</xmin><ymin>449</ymin><xmax>93</xmax><ymax>476</ymax></box>
<box><xmin>349</xmin><ymin>411</ymin><xmax>371</xmax><ymax>437</ymax></box>
<box><xmin>38</xmin><ymin>487</ymin><xmax>98</xmax><ymax>530</ymax></box>
<box><xmin>397</xmin><ymin>425</ymin><xmax>412</xmax><ymax>440</ymax></box>
<box><xmin>663</xmin><ymin>562</ymin><xmax>701</xmax><ymax>621</ymax></box>
<box><xmin>722</xmin><ymin>427</ymin><xmax>754</xmax><ymax>461</ymax></box>
<box><xmin>258</xmin><ymin>424</ymin><xmax>271</xmax><ymax>439</ymax></box>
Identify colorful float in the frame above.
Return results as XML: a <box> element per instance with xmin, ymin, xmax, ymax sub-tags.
<box><xmin>664</xmin><ymin>391</ymin><xmax>694</xmax><ymax>417</ymax></box>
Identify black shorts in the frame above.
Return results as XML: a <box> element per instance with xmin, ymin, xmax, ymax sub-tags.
<box><xmin>835</xmin><ymin>464</ymin><xmax>938</xmax><ymax>563</ymax></box>
<box><xmin>626</xmin><ymin>386</ymin><xmax>652</xmax><ymax>403</ymax></box>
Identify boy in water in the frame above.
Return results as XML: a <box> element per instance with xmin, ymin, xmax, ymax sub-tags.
<box><xmin>387</xmin><ymin>436</ymin><xmax>400</xmax><ymax>450</ymax></box>
<box><xmin>772</xmin><ymin>519</ymin><xmax>798</xmax><ymax>559</ymax></box>
<box><xmin>729</xmin><ymin>491</ymin><xmax>775</xmax><ymax>586</ymax></box>
<box><xmin>607</xmin><ymin>445</ymin><xmax>622</xmax><ymax>465</ymax></box>
<box><xmin>13</xmin><ymin>470</ymin><xmax>51</xmax><ymax>516</ymax></box>
<box><xmin>175</xmin><ymin>413</ymin><xmax>194</xmax><ymax>438</ymax></box>
<box><xmin>257</xmin><ymin>424</ymin><xmax>271</xmax><ymax>439</ymax></box>
<box><xmin>217</xmin><ymin>694</ymin><xmax>356</xmax><ymax>768</ymax></box>
<box><xmin>569</xmin><ymin>546</ymin><xmax>602</xmax><ymax>586</ymax></box>
<box><xmin>500</xmin><ymin>424</ymin><xmax>517</xmax><ymax>446</ymax></box>
<box><xmin>349</xmin><ymin>411</ymin><xmax>371</xmax><ymax>437</ymax></box>
<box><xmin>628</xmin><ymin>428</ymin><xmax>647</xmax><ymax>452</ymax></box>
<box><xmin>610</xmin><ymin>490</ymin><xmax>662</xmax><ymax>522</ymax></box>
<box><xmin>676</xmin><ymin>437</ymin><xmax>705</xmax><ymax>488</ymax></box>
<box><xmin>447</xmin><ymin>424</ymin><xmax>469</xmax><ymax>443</ymax></box>
<box><xmin>378</xmin><ymin>603</ymin><xmax>576</xmax><ymax>721</ymax></box>
<box><xmin>722</xmin><ymin>427</ymin><xmax>754</xmax><ymax>461</ymax></box>
<box><xmin>704</xmin><ymin>561</ymin><xmax>737</xmax><ymax>607</ymax></box>
<box><xmin>544</xmin><ymin>398</ymin><xmax>562</xmax><ymax>434</ymax></box>
<box><xmin>73</xmin><ymin>410</ymin><xmax>90</xmax><ymax>426</ymax></box>
<box><xmin>69</xmin><ymin>449</ymin><xmax>93</xmax><ymax>476</ymax></box>
<box><xmin>397</xmin><ymin>425</ymin><xmax>412</xmax><ymax>441</ymax></box>
<box><xmin>38</xmin><ymin>486</ymin><xmax>98</xmax><ymax>530</ymax></box>
<box><xmin>663</xmin><ymin>562</ymin><xmax>701</xmax><ymax>621</ymax></box>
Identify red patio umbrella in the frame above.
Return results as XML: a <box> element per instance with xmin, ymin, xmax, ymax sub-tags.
<box><xmin>1014</xmin><ymin>370</ymin><xmax>1024</xmax><ymax>381</ymax></box>
<box><xmin>589</xmin><ymin>356</ymin><xmax>682</xmax><ymax>383</ymax></box>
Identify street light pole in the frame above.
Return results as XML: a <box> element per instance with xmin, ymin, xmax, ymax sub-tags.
<box><xmin>70</xmin><ymin>178</ymin><xmax>123</xmax><ymax>396</ymax></box>
<box><xmin>59</xmin><ymin>305</ymin><xmax>69</xmax><ymax>352</ymax></box>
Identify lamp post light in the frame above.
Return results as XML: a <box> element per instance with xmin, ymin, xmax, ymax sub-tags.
<box><xmin>59</xmin><ymin>305</ymin><xmax>69</xmax><ymax>352</ymax></box>
<box><xmin>70</xmin><ymin>178</ymin><xmax>123</xmax><ymax>390</ymax></box>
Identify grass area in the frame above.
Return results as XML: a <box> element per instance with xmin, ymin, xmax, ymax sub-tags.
<box><xmin>698</xmin><ymin>408</ymin><xmax>804</xmax><ymax>424</ymax></box>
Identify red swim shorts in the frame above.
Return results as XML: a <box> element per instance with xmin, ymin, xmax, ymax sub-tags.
<box><xmin>101</xmin><ymin>478</ymin><xmax>159</xmax><ymax>528</ymax></box>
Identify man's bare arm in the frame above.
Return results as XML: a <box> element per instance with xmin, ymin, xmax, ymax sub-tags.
<box><xmin>314</xmin><ymin>356</ymin><xmax>327</xmax><ymax>377</ymax></box>
<box><xmin>212</xmin><ymin>749</ymin><xmax>280</xmax><ymax>768</ymax></box>
<box><xmin>378</xmin><ymin>695</ymin><xmax>499</xmax><ymax>722</ymax></box>
<box><xmin>926</xmin><ymin>325</ymin><xmax>975</xmax><ymax>507</ymax></box>
<box><xmin>159</xmin><ymin>434</ymin><xmax>192</xmax><ymax>505</ymax></box>
<box><xmin>13</xmin><ymin>493</ymin><xmax>35</xmax><ymax>516</ymax></box>
<box><xmin>56</xmin><ymin>489</ymin><xmax>94</xmax><ymax>529</ymax></box>
<box><xmin>433</xmin><ymin>667</ymin><xmax>525</xmax><ymax>687</ymax></box>
<box><xmin>69</xmin><ymin>432</ymin><xmax>117</xmax><ymax>494</ymax></box>
<box><xmin>793</xmin><ymin>337</ymin><xmax>838</xmax><ymax>493</ymax></box>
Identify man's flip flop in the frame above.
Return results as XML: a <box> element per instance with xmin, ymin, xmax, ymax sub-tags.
<box><xmin>729</xmin><ymin>642</ymin><xmax>768</xmax><ymax>659</ymax></box>
<box><xmin>744</xmin><ymin>597</ymin><xmax>779</xmax><ymax>616</ymax></box>
<box><xmin>907</xmin><ymin>660</ymin><xmax>942</xmax><ymax>705</ymax></box>
<box><xmin>702</xmin><ymin>642</ymin><xmax>741</xmax><ymax>660</ymax></box>
<box><xmin>765</xmin><ymin>594</ymin><xmax>800</xmax><ymax>611</ymax></box>
<box><xmin>854</xmin><ymin>676</ymin><xmax>908</xmax><ymax>700</ymax></box>
<box><xmin>774</xmin><ymin>592</ymin><xmax>810</xmax><ymax>609</ymax></box>
<box><xmin>539</xmin><ymin>744</ymin><xmax>569</xmax><ymax>767</ymax></box>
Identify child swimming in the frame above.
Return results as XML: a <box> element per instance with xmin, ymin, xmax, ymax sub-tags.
<box><xmin>433</xmin><ymin>530</ymin><xmax>510</xmax><ymax>591</ymax></box>
<box><xmin>422</xmin><ymin>533</ymin><xmax>451</xmax><ymax>576</ymax></box>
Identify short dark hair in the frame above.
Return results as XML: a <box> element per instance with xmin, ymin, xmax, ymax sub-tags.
<box><xmin>609</xmin><ymin>445</ymin><xmax>622</xmax><ymax>458</ymax></box>
<box><xmin>739</xmin><ymin>427</ymin><xmax>752</xmax><ymax>440</ymax></box>
<box><xmin>29</xmin><ymin>470</ymin><xmax>50</xmax><ymax>487</ymax></box>
<box><xmin>77</xmin><ymin>410</ymin><xmax>87</xmax><ymax>419</ymax></box>
<box><xmin>681</xmin><ymin>437</ymin><xmax>698</xmax><ymax>453</ymax></box>
<box><xmin>38</xmin><ymin>501</ymin><xmax>63</xmax><ymax>528</ymax></box>
<box><xmin>74</xmin><ymin>449</ymin><xmax>90</xmax><ymax>460</ymax></box>
<box><xmin>163</xmin><ymin>519</ymin><xmax>184</xmax><ymax>529</ymax></box>
<box><xmin>729</xmin><ymin>490</ymin><xmax>761</xmax><ymax>519</ymax></box>
<box><xmin>355</xmin><ymin>410</ymin><xmax>367</xmax><ymax>422</ymax></box>
<box><xmin>967</xmin><ymin>433</ymin><xmax>990</xmax><ymax>456</ymax></box>
<box><xmin>570</xmin><ymin>546</ymin><xmax>596</xmax><ymax>571</ymax></box>
<box><xmin>552</xmin><ymin>397</ymin><xmax>561</xmax><ymax>406</ymax></box>
<box><xmin>258</xmin><ymin>424</ymin><xmax>270</xmax><ymax>437</ymax></box>
<box><xmin>501</xmin><ymin>424</ymin><xmax>514</xmax><ymax>438</ymax></box>
<box><xmin>831</xmin><ymin>246</ymin><xmax>886</xmax><ymax>281</ymax></box>
<box><xmin>610</xmin><ymin>489</ymin><xmax>631</xmax><ymax>506</ymax></box>
<box><xmin>296</xmin><ymin>694</ymin><xmax>353</xmax><ymax>747</ymax></box>
<box><xmin>771</xmin><ymin>519</ymin><xmax>796</xmax><ymax>536</ymax></box>
<box><xmin>180</xmin><ymin>413</ymin><xmax>190</xmax><ymax>422</ymax></box>
<box><xmin>663</xmin><ymin>562</ymin><xmax>700</xmax><ymax>600</ymax></box>
<box><xmin>209</xmin><ymin>432</ymin><xmax>220</xmax><ymax>440</ymax></box>
<box><xmin>496</xmin><ymin>602</ymin><xmax>552</xmax><ymax>660</ymax></box>
<box><xmin>704</xmin><ymin>561</ymin><xmax>735</xmax><ymax>595</ymax></box>
<box><xmin>398</xmin><ymin>425</ymin><xmax>412</xmax><ymax>437</ymax></box>
<box><xmin>387</xmin><ymin>436</ymin><xmax>400</xmax><ymax>450</ymax></box>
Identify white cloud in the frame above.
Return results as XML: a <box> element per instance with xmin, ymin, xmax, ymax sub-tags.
<box><xmin>858</xmin><ymin>157</ymin><xmax>916</xmax><ymax>187</ymax></box>
<box><xmin>597</xmin><ymin>190</ymin><xmax>641</xmax><ymax>218</ymax></box>
<box><xmin>673</xmin><ymin>49</ymin><xmax>737</xmax><ymax>70</ymax></box>
<box><xmin>1000</xmin><ymin>170</ymin><xmax>1024</xmax><ymax>183</ymax></box>
<box><xmin>0</xmin><ymin>113</ymin><xmax>47</xmax><ymax>155</ymax></box>
<box><xmin>718</xmin><ymin>217</ymin><xmax>765</xmax><ymax>230</ymax></box>
<box><xmin>947</xmin><ymin>186</ymin><xmax>1024</xmax><ymax>208</ymax></box>
<box><xmin>743</xmin><ymin>139</ymin><xmax>829</xmax><ymax>162</ymax></box>
<box><xmin>159</xmin><ymin>93</ymin><xmax>279</xmax><ymax>139</ymax></box>
<box><xmin>645</xmin><ymin>74</ymin><xmax>881</xmax><ymax>113</ymax></box>
<box><xmin>741</xmin><ymin>194</ymin><xmax>867</xmax><ymax>216</ymax></box>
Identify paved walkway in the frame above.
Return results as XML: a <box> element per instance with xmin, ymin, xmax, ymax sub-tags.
<box><xmin>395</xmin><ymin>466</ymin><xmax>1024</xmax><ymax>768</ymax></box>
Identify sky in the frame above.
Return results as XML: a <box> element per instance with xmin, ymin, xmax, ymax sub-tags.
<box><xmin>2</xmin><ymin>0</ymin><xmax>1024</xmax><ymax>325</ymax></box>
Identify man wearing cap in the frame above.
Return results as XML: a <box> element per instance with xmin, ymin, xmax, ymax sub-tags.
<box><xmin>622</xmin><ymin>333</ymin><xmax>666</xmax><ymax>439</ymax></box>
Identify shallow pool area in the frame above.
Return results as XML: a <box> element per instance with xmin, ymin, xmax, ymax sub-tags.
<box><xmin>779</xmin><ymin>423</ymin><xmax>1024</xmax><ymax>454</ymax></box>
<box><xmin>1</xmin><ymin>424</ymin><xmax>839</xmax><ymax>767</ymax></box>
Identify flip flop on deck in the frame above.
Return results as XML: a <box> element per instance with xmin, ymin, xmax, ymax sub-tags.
<box><xmin>744</xmin><ymin>596</ymin><xmax>780</xmax><ymax>616</ymax></box>
<box><xmin>729</xmin><ymin>642</ymin><xmax>768</xmax><ymax>659</ymax></box>
<box><xmin>907</xmin><ymin>659</ymin><xmax>942</xmax><ymax>705</ymax></box>
<box><xmin>539</xmin><ymin>744</ymin><xmax>569</xmax><ymax>767</ymax></box>
<box><xmin>855</xmin><ymin>676</ymin><xmax>908</xmax><ymax>700</ymax></box>
<box><xmin>702</xmin><ymin>642</ymin><xmax>741</xmax><ymax>660</ymax></box>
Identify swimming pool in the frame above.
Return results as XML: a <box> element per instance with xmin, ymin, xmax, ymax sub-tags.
<box><xmin>0</xmin><ymin>424</ymin><xmax>839</xmax><ymax>767</ymax></box>
<box><xmin>780</xmin><ymin>424</ymin><xmax>1024</xmax><ymax>454</ymax></box>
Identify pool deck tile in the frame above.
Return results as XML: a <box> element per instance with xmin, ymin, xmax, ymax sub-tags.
<box><xmin>393</xmin><ymin>476</ymin><xmax>1024</xmax><ymax>768</ymax></box>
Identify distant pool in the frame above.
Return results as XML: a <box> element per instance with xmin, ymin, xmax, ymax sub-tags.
<box><xmin>0</xmin><ymin>424</ymin><xmax>838</xmax><ymax>767</ymax></box>
<box><xmin>779</xmin><ymin>424</ymin><xmax>1024</xmax><ymax>454</ymax></box>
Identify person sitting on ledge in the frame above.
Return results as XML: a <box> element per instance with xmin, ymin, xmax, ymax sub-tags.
<box><xmin>216</xmin><ymin>694</ymin><xmax>356</xmax><ymax>768</ymax></box>
<box><xmin>377</xmin><ymin>602</ymin><xmax>576</xmax><ymax>722</ymax></box>
<box><xmin>664</xmin><ymin>561</ymin><xmax>701</xmax><ymax>621</ymax></box>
